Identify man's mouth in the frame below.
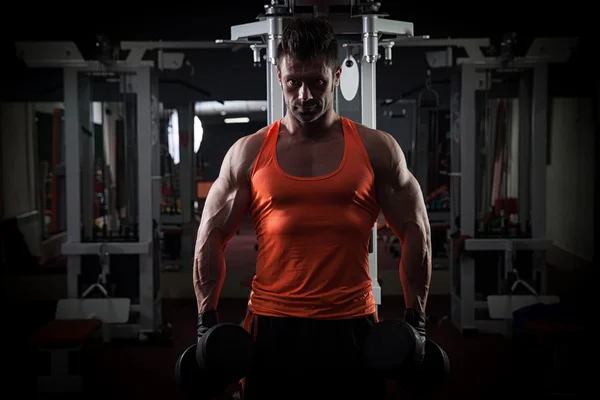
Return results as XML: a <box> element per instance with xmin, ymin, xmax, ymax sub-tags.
<box><xmin>299</xmin><ymin>104</ymin><xmax>317</xmax><ymax>112</ymax></box>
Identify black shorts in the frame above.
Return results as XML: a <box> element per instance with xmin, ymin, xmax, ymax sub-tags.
<box><xmin>242</xmin><ymin>313</ymin><xmax>387</xmax><ymax>400</ymax></box>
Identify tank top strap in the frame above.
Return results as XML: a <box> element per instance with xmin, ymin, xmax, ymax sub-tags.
<box><xmin>250</xmin><ymin>119</ymin><xmax>281</xmax><ymax>179</ymax></box>
<box><xmin>340</xmin><ymin>117</ymin><xmax>373</xmax><ymax>172</ymax></box>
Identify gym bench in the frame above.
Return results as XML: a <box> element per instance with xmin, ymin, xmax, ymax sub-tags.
<box><xmin>29</xmin><ymin>318</ymin><xmax>102</xmax><ymax>393</ymax></box>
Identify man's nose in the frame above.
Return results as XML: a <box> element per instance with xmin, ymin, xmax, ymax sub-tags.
<box><xmin>299</xmin><ymin>84</ymin><xmax>313</xmax><ymax>101</ymax></box>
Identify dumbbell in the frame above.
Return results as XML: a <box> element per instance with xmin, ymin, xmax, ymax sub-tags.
<box><xmin>174</xmin><ymin>323</ymin><xmax>255</xmax><ymax>400</ymax></box>
<box><xmin>363</xmin><ymin>319</ymin><xmax>450</xmax><ymax>397</ymax></box>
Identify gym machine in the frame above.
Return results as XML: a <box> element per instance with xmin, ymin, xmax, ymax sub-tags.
<box><xmin>447</xmin><ymin>37</ymin><xmax>578</xmax><ymax>336</ymax></box>
<box><xmin>336</xmin><ymin>33</ymin><xmax>498</xmax><ymax>273</ymax></box>
<box><xmin>16</xmin><ymin>41</ymin><xmax>165</xmax><ymax>341</ymax></box>
<box><xmin>159</xmin><ymin>104</ymin><xmax>197</xmax><ymax>273</ymax></box>
<box><xmin>215</xmin><ymin>0</ymin><xmax>415</xmax><ymax>311</ymax></box>
<box><xmin>367</xmin><ymin>35</ymin><xmax>577</xmax><ymax>335</ymax></box>
<box><xmin>15</xmin><ymin>37</ymin><xmax>236</xmax><ymax>340</ymax></box>
<box><xmin>380</xmin><ymin>71</ymin><xmax>451</xmax><ymax>269</ymax></box>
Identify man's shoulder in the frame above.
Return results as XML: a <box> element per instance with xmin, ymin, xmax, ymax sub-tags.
<box><xmin>227</xmin><ymin>125</ymin><xmax>270</xmax><ymax>178</ymax></box>
<box><xmin>235</xmin><ymin>125</ymin><xmax>270</xmax><ymax>158</ymax></box>
<box><xmin>349</xmin><ymin>120</ymin><xmax>398</xmax><ymax>157</ymax></box>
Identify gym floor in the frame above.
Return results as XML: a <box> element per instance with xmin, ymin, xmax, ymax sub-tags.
<box><xmin>3</xmin><ymin>218</ymin><xmax>590</xmax><ymax>399</ymax></box>
<box><xmin>7</xmin><ymin>292</ymin><xmax>587</xmax><ymax>399</ymax></box>
<box><xmin>8</xmin><ymin>296</ymin><xmax>513</xmax><ymax>400</ymax></box>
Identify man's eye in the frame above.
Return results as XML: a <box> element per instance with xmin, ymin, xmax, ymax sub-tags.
<box><xmin>316</xmin><ymin>80</ymin><xmax>325</xmax><ymax>85</ymax></box>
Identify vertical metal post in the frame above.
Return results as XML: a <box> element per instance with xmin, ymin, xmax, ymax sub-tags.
<box><xmin>531</xmin><ymin>64</ymin><xmax>549</xmax><ymax>293</ymax></box>
<box><xmin>334</xmin><ymin>79</ymin><xmax>339</xmax><ymax>113</ymax></box>
<box><xmin>518</xmin><ymin>72</ymin><xmax>532</xmax><ymax>234</ymax></box>
<box><xmin>360</xmin><ymin>14</ymin><xmax>381</xmax><ymax>308</ymax></box>
<box><xmin>151</xmin><ymin>84</ymin><xmax>162</xmax><ymax>229</ymax></box>
<box><xmin>135</xmin><ymin>66</ymin><xmax>155</xmax><ymax>333</ymax></box>
<box><xmin>177</xmin><ymin>102</ymin><xmax>195</xmax><ymax>270</ymax></box>
<box><xmin>530</xmin><ymin>64</ymin><xmax>548</xmax><ymax>239</ymax></box>
<box><xmin>79</xmin><ymin>74</ymin><xmax>94</xmax><ymax>241</ymax></box>
<box><xmin>481</xmin><ymin>75</ymin><xmax>494</xmax><ymax>221</ymax></box>
<box><xmin>150</xmin><ymin>72</ymin><xmax>163</xmax><ymax>328</ymax></box>
<box><xmin>449</xmin><ymin>69</ymin><xmax>462</xmax><ymax>327</ymax></box>
<box><xmin>267</xmin><ymin>17</ymin><xmax>284</xmax><ymax>124</ymax></box>
<box><xmin>459</xmin><ymin>64</ymin><xmax>477</xmax><ymax>331</ymax></box>
<box><xmin>123</xmin><ymin>92</ymin><xmax>139</xmax><ymax>228</ymax></box>
<box><xmin>63</xmin><ymin>68</ymin><xmax>82</xmax><ymax>298</ymax></box>
<box><xmin>136</xmin><ymin>68</ymin><xmax>153</xmax><ymax>246</ymax></box>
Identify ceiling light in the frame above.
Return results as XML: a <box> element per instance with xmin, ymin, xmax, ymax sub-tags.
<box><xmin>224</xmin><ymin>117</ymin><xmax>250</xmax><ymax>124</ymax></box>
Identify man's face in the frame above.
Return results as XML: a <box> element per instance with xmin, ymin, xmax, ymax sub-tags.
<box><xmin>277</xmin><ymin>54</ymin><xmax>342</xmax><ymax>124</ymax></box>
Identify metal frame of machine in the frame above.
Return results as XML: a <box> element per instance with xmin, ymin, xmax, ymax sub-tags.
<box><xmin>448</xmin><ymin>37</ymin><xmax>578</xmax><ymax>335</ymax></box>
<box><xmin>15</xmin><ymin>42</ymin><xmax>164</xmax><ymax>340</ymax></box>
<box><xmin>158</xmin><ymin>103</ymin><xmax>196</xmax><ymax>273</ymax></box>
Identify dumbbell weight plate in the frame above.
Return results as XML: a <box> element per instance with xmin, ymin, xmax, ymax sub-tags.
<box><xmin>363</xmin><ymin>319</ymin><xmax>422</xmax><ymax>378</ymax></box>
<box><xmin>174</xmin><ymin>344</ymin><xmax>203</xmax><ymax>399</ymax></box>
<box><xmin>395</xmin><ymin>339</ymin><xmax>450</xmax><ymax>395</ymax></box>
<box><xmin>196</xmin><ymin>323</ymin><xmax>256</xmax><ymax>379</ymax></box>
<box><xmin>421</xmin><ymin>339</ymin><xmax>450</xmax><ymax>391</ymax></box>
<box><xmin>175</xmin><ymin>342</ymin><xmax>240</xmax><ymax>400</ymax></box>
<box><xmin>175</xmin><ymin>324</ymin><xmax>256</xmax><ymax>400</ymax></box>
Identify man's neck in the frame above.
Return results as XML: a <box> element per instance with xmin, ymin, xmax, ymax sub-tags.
<box><xmin>284</xmin><ymin>109</ymin><xmax>340</xmax><ymax>141</ymax></box>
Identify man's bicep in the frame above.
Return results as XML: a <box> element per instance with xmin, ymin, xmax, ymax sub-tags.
<box><xmin>379</xmin><ymin>177</ymin><xmax>428</xmax><ymax>238</ymax></box>
<box><xmin>199</xmin><ymin>177</ymin><xmax>250</xmax><ymax>239</ymax></box>
<box><xmin>376</xmin><ymin>136</ymin><xmax>429</xmax><ymax>241</ymax></box>
<box><xmin>197</xmin><ymin>143</ymin><xmax>251</xmax><ymax>244</ymax></box>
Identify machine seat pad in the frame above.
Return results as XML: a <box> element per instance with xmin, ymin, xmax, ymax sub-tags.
<box><xmin>29</xmin><ymin>318</ymin><xmax>102</xmax><ymax>347</ymax></box>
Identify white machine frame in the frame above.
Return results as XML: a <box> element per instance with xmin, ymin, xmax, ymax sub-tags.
<box><xmin>15</xmin><ymin>42</ymin><xmax>164</xmax><ymax>340</ymax></box>
<box><xmin>159</xmin><ymin>102</ymin><xmax>197</xmax><ymax>272</ymax></box>
<box><xmin>448</xmin><ymin>38</ymin><xmax>578</xmax><ymax>335</ymax></box>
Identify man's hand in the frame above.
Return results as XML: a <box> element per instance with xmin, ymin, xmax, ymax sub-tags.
<box><xmin>404</xmin><ymin>308</ymin><xmax>426</xmax><ymax>338</ymax></box>
<box><xmin>404</xmin><ymin>308</ymin><xmax>427</xmax><ymax>366</ymax></box>
<box><xmin>363</xmin><ymin>313</ymin><xmax>427</xmax><ymax>378</ymax></box>
<box><xmin>197</xmin><ymin>309</ymin><xmax>219</xmax><ymax>343</ymax></box>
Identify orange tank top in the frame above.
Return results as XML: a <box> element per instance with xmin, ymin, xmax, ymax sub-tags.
<box><xmin>247</xmin><ymin>117</ymin><xmax>381</xmax><ymax>320</ymax></box>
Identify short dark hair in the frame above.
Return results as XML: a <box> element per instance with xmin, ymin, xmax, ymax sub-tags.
<box><xmin>276</xmin><ymin>17</ymin><xmax>339</xmax><ymax>71</ymax></box>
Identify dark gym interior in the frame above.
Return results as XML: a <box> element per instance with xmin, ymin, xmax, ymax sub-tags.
<box><xmin>1</xmin><ymin>2</ymin><xmax>596</xmax><ymax>399</ymax></box>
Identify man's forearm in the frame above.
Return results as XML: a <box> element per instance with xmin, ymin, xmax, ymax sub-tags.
<box><xmin>399</xmin><ymin>223</ymin><xmax>432</xmax><ymax>312</ymax></box>
<box><xmin>193</xmin><ymin>230</ymin><xmax>226</xmax><ymax>313</ymax></box>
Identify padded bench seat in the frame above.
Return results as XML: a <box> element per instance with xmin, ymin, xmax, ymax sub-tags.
<box><xmin>522</xmin><ymin>316</ymin><xmax>586</xmax><ymax>397</ymax></box>
<box><xmin>29</xmin><ymin>318</ymin><xmax>102</xmax><ymax>393</ymax></box>
<box><xmin>524</xmin><ymin>317</ymin><xmax>585</xmax><ymax>338</ymax></box>
<box><xmin>30</xmin><ymin>319</ymin><xmax>102</xmax><ymax>347</ymax></box>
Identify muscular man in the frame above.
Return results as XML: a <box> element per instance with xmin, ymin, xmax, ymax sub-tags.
<box><xmin>194</xmin><ymin>16</ymin><xmax>432</xmax><ymax>400</ymax></box>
